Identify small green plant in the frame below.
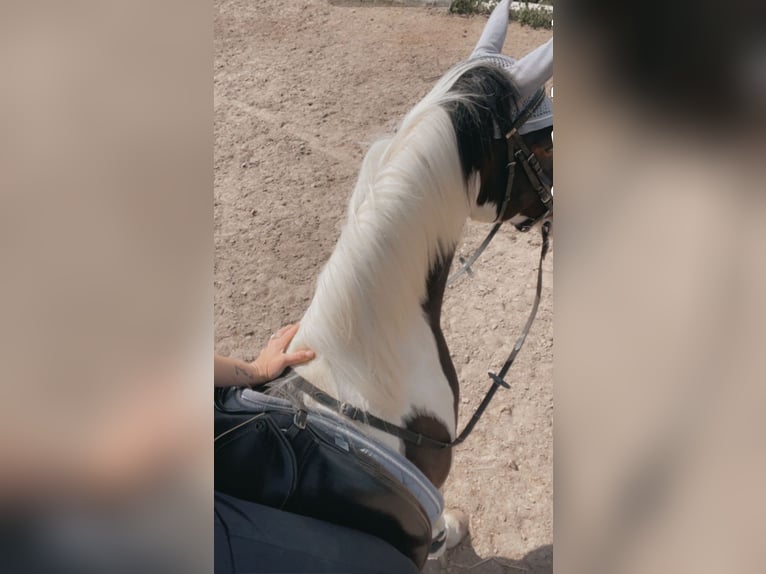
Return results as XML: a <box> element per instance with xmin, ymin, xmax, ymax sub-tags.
<box><xmin>449</xmin><ymin>0</ymin><xmax>490</xmax><ymax>15</ymax></box>
<box><xmin>449</xmin><ymin>1</ymin><xmax>553</xmax><ymax>31</ymax></box>
<box><xmin>511</xmin><ymin>6</ymin><xmax>553</xmax><ymax>29</ymax></box>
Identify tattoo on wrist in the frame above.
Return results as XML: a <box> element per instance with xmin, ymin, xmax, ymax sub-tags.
<box><xmin>234</xmin><ymin>365</ymin><xmax>255</xmax><ymax>382</ymax></box>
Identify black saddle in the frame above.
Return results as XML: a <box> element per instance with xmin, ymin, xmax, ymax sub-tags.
<box><xmin>214</xmin><ymin>387</ymin><xmax>434</xmax><ymax>569</ymax></box>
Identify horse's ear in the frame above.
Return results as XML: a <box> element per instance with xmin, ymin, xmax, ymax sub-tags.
<box><xmin>510</xmin><ymin>38</ymin><xmax>554</xmax><ymax>101</ymax></box>
<box><xmin>469</xmin><ymin>0</ymin><xmax>553</xmax><ymax>103</ymax></box>
<box><xmin>470</xmin><ymin>0</ymin><xmax>511</xmax><ymax>58</ymax></box>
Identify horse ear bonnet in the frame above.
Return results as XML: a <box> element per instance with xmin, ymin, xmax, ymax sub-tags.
<box><xmin>470</xmin><ymin>0</ymin><xmax>553</xmax><ymax>135</ymax></box>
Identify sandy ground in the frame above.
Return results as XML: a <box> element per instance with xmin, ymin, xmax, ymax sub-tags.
<box><xmin>214</xmin><ymin>1</ymin><xmax>553</xmax><ymax>571</ymax></box>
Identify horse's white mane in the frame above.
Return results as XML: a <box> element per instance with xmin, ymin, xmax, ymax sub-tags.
<box><xmin>289</xmin><ymin>59</ymin><xmax>492</xmax><ymax>427</ymax></box>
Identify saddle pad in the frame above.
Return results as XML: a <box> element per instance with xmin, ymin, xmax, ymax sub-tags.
<box><xmin>214</xmin><ymin>387</ymin><xmax>443</xmax><ymax>569</ymax></box>
<box><xmin>237</xmin><ymin>387</ymin><xmax>444</xmax><ymax>525</ymax></box>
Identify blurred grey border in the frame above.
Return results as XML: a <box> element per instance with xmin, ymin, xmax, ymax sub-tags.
<box><xmin>1</xmin><ymin>1</ymin><xmax>212</xmax><ymax>573</ymax></box>
<box><xmin>2</xmin><ymin>0</ymin><xmax>764</xmax><ymax>572</ymax></box>
<box><xmin>556</xmin><ymin>0</ymin><xmax>765</xmax><ymax>572</ymax></box>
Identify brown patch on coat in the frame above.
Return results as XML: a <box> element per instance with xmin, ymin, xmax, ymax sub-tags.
<box><xmin>404</xmin><ymin>413</ymin><xmax>453</xmax><ymax>489</ymax></box>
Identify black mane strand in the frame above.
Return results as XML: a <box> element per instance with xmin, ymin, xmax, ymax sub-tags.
<box><xmin>444</xmin><ymin>64</ymin><xmax>519</xmax><ymax>180</ymax></box>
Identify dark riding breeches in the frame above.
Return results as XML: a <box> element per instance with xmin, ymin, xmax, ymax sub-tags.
<box><xmin>214</xmin><ymin>491</ymin><xmax>421</xmax><ymax>574</ymax></box>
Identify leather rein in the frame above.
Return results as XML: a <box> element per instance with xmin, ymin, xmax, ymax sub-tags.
<box><xmin>280</xmin><ymin>88</ymin><xmax>553</xmax><ymax>450</ymax></box>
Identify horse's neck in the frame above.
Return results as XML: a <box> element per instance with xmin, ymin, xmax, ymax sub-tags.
<box><xmin>291</xmin><ymin>112</ymin><xmax>467</xmax><ymax>428</ymax></box>
<box><xmin>296</xmin><ymin>203</ymin><xmax>465</xmax><ymax>416</ymax></box>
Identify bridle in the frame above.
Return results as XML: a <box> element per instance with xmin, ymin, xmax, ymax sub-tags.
<box><xmin>449</xmin><ymin>87</ymin><xmax>552</xmax><ymax>286</ymax></box>
<box><xmin>497</xmin><ymin>87</ymin><xmax>554</xmax><ymax>231</ymax></box>
<box><xmin>276</xmin><ymin>85</ymin><xmax>554</xmax><ymax>450</ymax></box>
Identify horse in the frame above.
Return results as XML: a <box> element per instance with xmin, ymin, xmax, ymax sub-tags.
<box><xmin>215</xmin><ymin>3</ymin><xmax>553</xmax><ymax>565</ymax></box>
<box><xmin>276</xmin><ymin>56</ymin><xmax>553</xmax><ymax>552</ymax></box>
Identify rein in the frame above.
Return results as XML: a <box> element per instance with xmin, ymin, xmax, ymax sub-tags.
<box><xmin>446</xmin><ymin>221</ymin><xmax>503</xmax><ymax>286</ymax></box>
<box><xmin>281</xmin><ymin>221</ymin><xmax>551</xmax><ymax>450</ymax></box>
<box><xmin>449</xmin><ymin>219</ymin><xmax>550</xmax><ymax>447</ymax></box>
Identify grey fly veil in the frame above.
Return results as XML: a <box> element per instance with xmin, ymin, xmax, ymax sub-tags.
<box><xmin>470</xmin><ymin>0</ymin><xmax>553</xmax><ymax>135</ymax></box>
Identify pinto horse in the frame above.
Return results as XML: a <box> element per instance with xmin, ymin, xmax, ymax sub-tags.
<box><xmin>278</xmin><ymin>57</ymin><xmax>553</xmax><ymax>550</ymax></box>
<box><xmin>215</xmin><ymin>55</ymin><xmax>552</xmax><ymax>568</ymax></box>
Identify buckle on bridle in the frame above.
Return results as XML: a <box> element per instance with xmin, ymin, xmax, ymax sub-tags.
<box><xmin>514</xmin><ymin>209</ymin><xmax>551</xmax><ymax>233</ymax></box>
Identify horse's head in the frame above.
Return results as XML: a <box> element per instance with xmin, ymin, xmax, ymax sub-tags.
<box><xmin>457</xmin><ymin>0</ymin><xmax>553</xmax><ymax>231</ymax></box>
<box><xmin>447</xmin><ymin>64</ymin><xmax>553</xmax><ymax>232</ymax></box>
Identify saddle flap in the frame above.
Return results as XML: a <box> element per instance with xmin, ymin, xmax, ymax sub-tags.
<box><xmin>215</xmin><ymin>411</ymin><xmax>297</xmax><ymax>509</ymax></box>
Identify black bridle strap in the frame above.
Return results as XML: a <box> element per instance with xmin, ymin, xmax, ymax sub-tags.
<box><xmin>282</xmin><ymin>221</ymin><xmax>551</xmax><ymax>450</ymax></box>
<box><xmin>504</xmin><ymin>88</ymin><xmax>547</xmax><ymax>140</ymax></box>
<box><xmin>450</xmin><ymin>219</ymin><xmax>550</xmax><ymax>446</ymax></box>
<box><xmin>510</xmin><ymin>132</ymin><xmax>553</xmax><ymax>209</ymax></box>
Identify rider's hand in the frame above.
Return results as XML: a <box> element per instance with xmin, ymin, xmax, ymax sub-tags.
<box><xmin>249</xmin><ymin>323</ymin><xmax>315</xmax><ymax>383</ymax></box>
<box><xmin>214</xmin><ymin>323</ymin><xmax>314</xmax><ymax>387</ymax></box>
